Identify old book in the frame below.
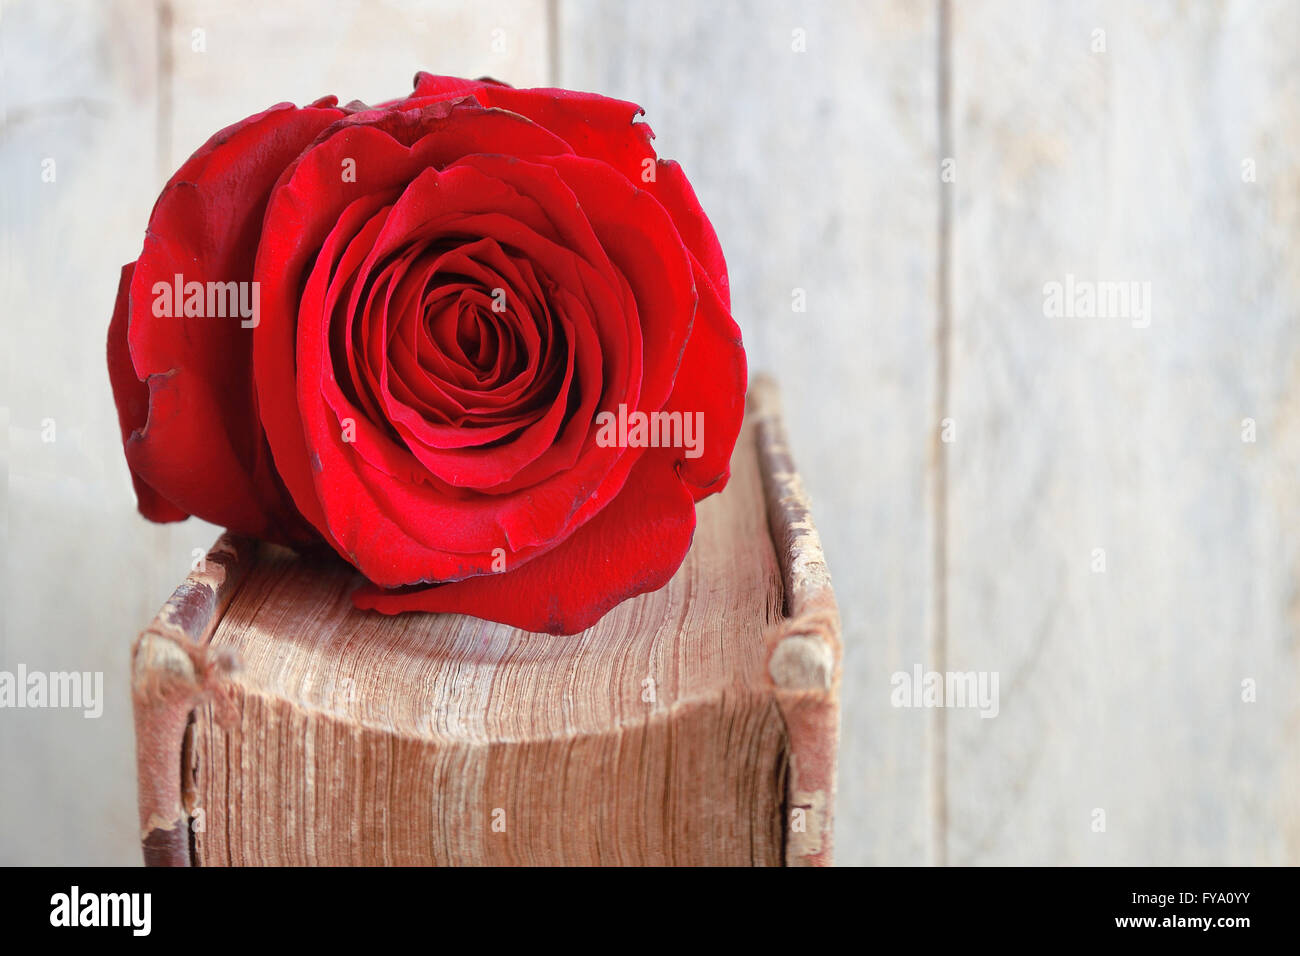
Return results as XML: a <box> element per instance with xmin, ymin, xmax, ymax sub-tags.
<box><xmin>131</xmin><ymin>375</ymin><xmax>841</xmax><ymax>866</ymax></box>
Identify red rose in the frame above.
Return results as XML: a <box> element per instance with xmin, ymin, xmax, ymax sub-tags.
<box><xmin>107</xmin><ymin>73</ymin><xmax>746</xmax><ymax>635</ymax></box>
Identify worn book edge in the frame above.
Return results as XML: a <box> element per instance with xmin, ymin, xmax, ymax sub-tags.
<box><xmin>749</xmin><ymin>375</ymin><xmax>842</xmax><ymax>866</ymax></box>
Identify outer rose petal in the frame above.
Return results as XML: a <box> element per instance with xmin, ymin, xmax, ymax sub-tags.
<box><xmin>665</xmin><ymin>261</ymin><xmax>747</xmax><ymax>499</ymax></box>
<box><xmin>398</xmin><ymin>72</ymin><xmax>503</xmax><ymax>104</ymax></box>
<box><xmin>649</xmin><ymin>159</ymin><xmax>731</xmax><ymax>312</ymax></box>
<box><xmin>106</xmin><ymin>263</ymin><xmax>188</xmax><ymax>521</ymax></box>
<box><xmin>114</xmin><ymin>102</ymin><xmax>343</xmax><ymax>540</ymax></box>
<box><xmin>352</xmin><ymin>451</ymin><xmax>696</xmax><ymax>634</ymax></box>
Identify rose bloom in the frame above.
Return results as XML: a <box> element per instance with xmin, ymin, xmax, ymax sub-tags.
<box><xmin>108</xmin><ymin>73</ymin><xmax>746</xmax><ymax>635</ymax></box>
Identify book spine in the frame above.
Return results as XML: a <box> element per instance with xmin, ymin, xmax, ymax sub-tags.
<box><xmin>132</xmin><ymin>534</ymin><xmax>255</xmax><ymax>866</ymax></box>
<box><xmin>750</xmin><ymin>376</ymin><xmax>842</xmax><ymax>867</ymax></box>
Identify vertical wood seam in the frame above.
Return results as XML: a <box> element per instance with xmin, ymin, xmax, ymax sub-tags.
<box><xmin>151</xmin><ymin>0</ymin><xmax>174</xmax><ymax>614</ymax></box>
<box><xmin>932</xmin><ymin>0</ymin><xmax>953</xmax><ymax>869</ymax></box>
<box><xmin>546</xmin><ymin>0</ymin><xmax>561</xmax><ymax>88</ymax></box>
<box><xmin>156</xmin><ymin>0</ymin><xmax>173</xmax><ymax>181</ymax></box>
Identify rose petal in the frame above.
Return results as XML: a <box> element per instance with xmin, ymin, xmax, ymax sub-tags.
<box><xmin>106</xmin><ymin>263</ymin><xmax>189</xmax><ymax>522</ymax></box>
<box><xmin>665</xmin><ymin>262</ymin><xmax>747</xmax><ymax>498</ymax></box>
<box><xmin>254</xmin><ymin>100</ymin><xmax>574</xmax><ymax>537</ymax></box>
<box><xmin>461</xmin><ymin>85</ymin><xmax>732</xmax><ymax>309</ymax></box>
<box><xmin>351</xmin><ymin>450</ymin><xmax>696</xmax><ymax>634</ymax></box>
<box><xmin>116</xmin><ymin>103</ymin><xmax>342</xmax><ymax>540</ymax></box>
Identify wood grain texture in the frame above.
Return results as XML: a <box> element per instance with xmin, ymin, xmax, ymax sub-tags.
<box><xmin>6</xmin><ymin>0</ymin><xmax>1299</xmax><ymax>867</ymax></box>
<box><xmin>945</xmin><ymin>0</ymin><xmax>1300</xmax><ymax>864</ymax></box>
<box><xmin>174</xmin><ymin>385</ymin><xmax>838</xmax><ymax>865</ymax></box>
<box><xmin>558</xmin><ymin>0</ymin><xmax>941</xmax><ymax>867</ymax></box>
<box><xmin>0</xmin><ymin>0</ymin><xmax>193</xmax><ymax>867</ymax></box>
<box><xmin>165</xmin><ymin>0</ymin><xmax>551</xmax><ymax>168</ymax></box>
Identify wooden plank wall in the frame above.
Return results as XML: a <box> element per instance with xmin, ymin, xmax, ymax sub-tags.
<box><xmin>2</xmin><ymin>0</ymin><xmax>1295</xmax><ymax>864</ymax></box>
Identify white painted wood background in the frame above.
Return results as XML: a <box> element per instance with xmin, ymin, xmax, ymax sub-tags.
<box><xmin>2</xmin><ymin>0</ymin><xmax>1296</xmax><ymax>865</ymax></box>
